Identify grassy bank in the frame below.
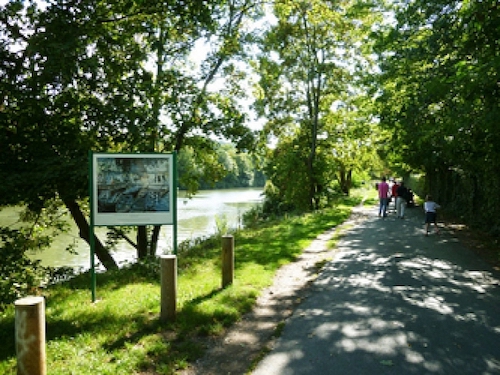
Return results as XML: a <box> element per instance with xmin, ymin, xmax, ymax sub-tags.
<box><xmin>0</xmin><ymin>190</ymin><xmax>374</xmax><ymax>374</ymax></box>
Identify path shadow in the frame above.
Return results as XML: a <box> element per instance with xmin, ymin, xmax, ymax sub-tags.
<box><xmin>253</xmin><ymin>206</ymin><xmax>500</xmax><ymax>375</ymax></box>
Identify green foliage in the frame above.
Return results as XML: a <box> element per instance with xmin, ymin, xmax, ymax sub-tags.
<box><xmin>0</xmin><ymin>201</ymin><xmax>81</xmax><ymax>310</ymax></box>
<box><xmin>177</xmin><ymin>144</ymin><xmax>266</xmax><ymax>192</ymax></box>
<box><xmin>177</xmin><ymin>144</ymin><xmax>228</xmax><ymax>193</ymax></box>
<box><xmin>0</xmin><ymin>224</ymin><xmax>78</xmax><ymax>311</ymax></box>
<box><xmin>214</xmin><ymin>214</ymin><xmax>230</xmax><ymax>236</ymax></box>
<box><xmin>374</xmin><ymin>0</ymin><xmax>500</xmax><ymax>234</ymax></box>
<box><xmin>255</xmin><ymin>0</ymin><xmax>382</xmax><ymax>209</ymax></box>
<box><xmin>0</xmin><ymin>227</ymin><xmax>47</xmax><ymax>311</ymax></box>
<box><xmin>261</xmin><ymin>180</ymin><xmax>299</xmax><ymax>216</ymax></box>
<box><xmin>263</xmin><ymin>135</ymin><xmax>312</xmax><ymax>211</ymax></box>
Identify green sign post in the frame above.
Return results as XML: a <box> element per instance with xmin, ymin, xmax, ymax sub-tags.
<box><xmin>88</xmin><ymin>152</ymin><xmax>177</xmax><ymax>302</ymax></box>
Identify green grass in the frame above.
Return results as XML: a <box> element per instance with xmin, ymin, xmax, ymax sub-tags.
<box><xmin>0</xmin><ymin>191</ymin><xmax>368</xmax><ymax>374</ymax></box>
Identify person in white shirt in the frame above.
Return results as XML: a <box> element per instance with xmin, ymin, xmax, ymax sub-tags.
<box><xmin>424</xmin><ymin>194</ymin><xmax>441</xmax><ymax>236</ymax></box>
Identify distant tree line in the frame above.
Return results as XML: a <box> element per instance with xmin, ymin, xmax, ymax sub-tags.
<box><xmin>177</xmin><ymin>143</ymin><xmax>266</xmax><ymax>191</ymax></box>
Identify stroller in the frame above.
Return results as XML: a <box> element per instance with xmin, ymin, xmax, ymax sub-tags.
<box><xmin>406</xmin><ymin>189</ymin><xmax>415</xmax><ymax>208</ymax></box>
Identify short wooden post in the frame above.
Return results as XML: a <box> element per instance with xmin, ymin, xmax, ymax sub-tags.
<box><xmin>160</xmin><ymin>255</ymin><xmax>177</xmax><ymax>322</ymax></box>
<box><xmin>222</xmin><ymin>235</ymin><xmax>234</xmax><ymax>288</ymax></box>
<box><xmin>15</xmin><ymin>296</ymin><xmax>46</xmax><ymax>375</ymax></box>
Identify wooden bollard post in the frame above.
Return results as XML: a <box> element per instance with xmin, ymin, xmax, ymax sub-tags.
<box><xmin>15</xmin><ymin>296</ymin><xmax>46</xmax><ymax>375</ymax></box>
<box><xmin>222</xmin><ymin>235</ymin><xmax>234</xmax><ymax>288</ymax></box>
<box><xmin>160</xmin><ymin>255</ymin><xmax>177</xmax><ymax>322</ymax></box>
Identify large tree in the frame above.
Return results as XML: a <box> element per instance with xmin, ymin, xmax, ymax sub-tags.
<box><xmin>254</xmin><ymin>0</ymin><xmax>380</xmax><ymax>209</ymax></box>
<box><xmin>0</xmin><ymin>0</ymin><xmax>263</xmax><ymax>269</ymax></box>
<box><xmin>323</xmin><ymin>93</ymin><xmax>383</xmax><ymax>194</ymax></box>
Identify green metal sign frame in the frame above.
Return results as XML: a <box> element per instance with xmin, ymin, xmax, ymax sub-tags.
<box><xmin>88</xmin><ymin>152</ymin><xmax>177</xmax><ymax>302</ymax></box>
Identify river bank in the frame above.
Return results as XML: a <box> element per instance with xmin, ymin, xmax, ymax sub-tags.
<box><xmin>0</xmin><ymin>188</ymin><xmax>263</xmax><ymax>270</ymax></box>
<box><xmin>0</xmin><ymin>193</ymin><xmax>365</xmax><ymax>375</ymax></box>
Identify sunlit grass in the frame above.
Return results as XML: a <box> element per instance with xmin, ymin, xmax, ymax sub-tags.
<box><xmin>0</xmin><ymin>191</ymin><xmax>366</xmax><ymax>374</ymax></box>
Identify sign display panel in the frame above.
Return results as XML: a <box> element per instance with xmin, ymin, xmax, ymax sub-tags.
<box><xmin>92</xmin><ymin>153</ymin><xmax>174</xmax><ymax>226</ymax></box>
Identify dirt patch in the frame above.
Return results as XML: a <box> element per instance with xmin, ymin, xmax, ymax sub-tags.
<box><xmin>178</xmin><ymin>208</ymin><xmax>369</xmax><ymax>375</ymax></box>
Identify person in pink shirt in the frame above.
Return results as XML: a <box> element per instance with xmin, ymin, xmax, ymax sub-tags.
<box><xmin>378</xmin><ymin>177</ymin><xmax>389</xmax><ymax>217</ymax></box>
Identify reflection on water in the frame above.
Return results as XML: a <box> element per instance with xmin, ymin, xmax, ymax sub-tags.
<box><xmin>1</xmin><ymin>188</ymin><xmax>263</xmax><ymax>270</ymax></box>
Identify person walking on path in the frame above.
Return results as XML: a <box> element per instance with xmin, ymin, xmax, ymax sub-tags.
<box><xmin>377</xmin><ymin>177</ymin><xmax>389</xmax><ymax>217</ymax></box>
<box><xmin>390</xmin><ymin>179</ymin><xmax>399</xmax><ymax>212</ymax></box>
<box><xmin>396</xmin><ymin>181</ymin><xmax>409</xmax><ymax>219</ymax></box>
<box><xmin>424</xmin><ymin>194</ymin><xmax>441</xmax><ymax>236</ymax></box>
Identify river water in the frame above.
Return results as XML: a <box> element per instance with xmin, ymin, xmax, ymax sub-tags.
<box><xmin>1</xmin><ymin>188</ymin><xmax>263</xmax><ymax>270</ymax></box>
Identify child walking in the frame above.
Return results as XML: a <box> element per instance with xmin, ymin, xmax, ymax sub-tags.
<box><xmin>424</xmin><ymin>194</ymin><xmax>441</xmax><ymax>236</ymax></box>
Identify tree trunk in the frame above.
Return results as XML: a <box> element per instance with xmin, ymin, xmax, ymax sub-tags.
<box><xmin>137</xmin><ymin>225</ymin><xmax>148</xmax><ymax>259</ymax></box>
<box><xmin>307</xmin><ymin>157</ymin><xmax>315</xmax><ymax>210</ymax></box>
<box><xmin>338</xmin><ymin>167</ymin><xmax>352</xmax><ymax>195</ymax></box>
<box><xmin>63</xmin><ymin>198</ymin><xmax>118</xmax><ymax>270</ymax></box>
<box><xmin>345</xmin><ymin>169</ymin><xmax>352</xmax><ymax>195</ymax></box>
<box><xmin>150</xmin><ymin>225</ymin><xmax>161</xmax><ymax>256</ymax></box>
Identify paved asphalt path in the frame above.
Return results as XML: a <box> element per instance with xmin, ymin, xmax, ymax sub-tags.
<box><xmin>252</xmin><ymin>204</ymin><xmax>500</xmax><ymax>375</ymax></box>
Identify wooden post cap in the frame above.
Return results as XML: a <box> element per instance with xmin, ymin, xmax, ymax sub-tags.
<box><xmin>15</xmin><ymin>296</ymin><xmax>45</xmax><ymax>306</ymax></box>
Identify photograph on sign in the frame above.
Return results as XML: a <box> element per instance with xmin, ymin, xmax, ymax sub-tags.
<box><xmin>92</xmin><ymin>153</ymin><xmax>174</xmax><ymax>226</ymax></box>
